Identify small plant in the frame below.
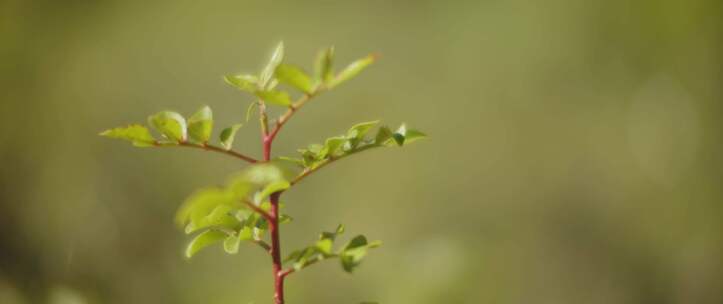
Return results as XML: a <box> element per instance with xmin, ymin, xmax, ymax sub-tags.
<box><xmin>100</xmin><ymin>42</ymin><xmax>424</xmax><ymax>304</ymax></box>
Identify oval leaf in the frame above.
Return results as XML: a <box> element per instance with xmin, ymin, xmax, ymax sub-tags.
<box><xmin>255</xmin><ymin>90</ymin><xmax>292</xmax><ymax>107</ymax></box>
<box><xmin>148</xmin><ymin>111</ymin><xmax>187</xmax><ymax>142</ymax></box>
<box><xmin>224</xmin><ymin>74</ymin><xmax>258</xmax><ymax>92</ymax></box>
<box><xmin>186</xmin><ymin>230</ymin><xmax>227</xmax><ymax>258</ymax></box>
<box><xmin>275</xmin><ymin>64</ymin><xmax>313</xmax><ymax>93</ymax></box>
<box><xmin>187</xmin><ymin>105</ymin><xmax>213</xmax><ymax>143</ymax></box>
<box><xmin>219</xmin><ymin>124</ymin><xmax>243</xmax><ymax>150</ymax></box>
<box><xmin>99</xmin><ymin>124</ymin><xmax>156</xmax><ymax>147</ymax></box>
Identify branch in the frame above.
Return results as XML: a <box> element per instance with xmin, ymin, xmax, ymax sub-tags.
<box><xmin>266</xmin><ymin>88</ymin><xmax>323</xmax><ymax>144</ymax></box>
<box><xmin>157</xmin><ymin>142</ymin><xmax>258</xmax><ymax>163</ymax></box>
<box><xmin>243</xmin><ymin>199</ymin><xmax>274</xmax><ymax>222</ymax></box>
<box><xmin>254</xmin><ymin>239</ymin><xmax>272</xmax><ymax>253</ymax></box>
<box><xmin>290</xmin><ymin>144</ymin><xmax>380</xmax><ymax>186</ymax></box>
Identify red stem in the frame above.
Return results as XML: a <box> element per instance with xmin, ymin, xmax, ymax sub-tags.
<box><xmin>263</xmin><ymin>132</ymin><xmax>285</xmax><ymax>304</ymax></box>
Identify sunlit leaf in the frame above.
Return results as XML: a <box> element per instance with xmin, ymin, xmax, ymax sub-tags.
<box><xmin>224</xmin><ymin>74</ymin><xmax>258</xmax><ymax>92</ymax></box>
<box><xmin>186</xmin><ymin>230</ymin><xmax>227</xmax><ymax>258</ymax></box>
<box><xmin>148</xmin><ymin>111</ymin><xmax>187</xmax><ymax>142</ymax></box>
<box><xmin>223</xmin><ymin>226</ymin><xmax>253</xmax><ymax>254</ymax></box>
<box><xmin>99</xmin><ymin>124</ymin><xmax>156</xmax><ymax>147</ymax></box>
<box><xmin>175</xmin><ymin>187</ymin><xmax>237</xmax><ymax>231</ymax></box>
<box><xmin>347</xmin><ymin>121</ymin><xmax>379</xmax><ymax>140</ymax></box>
<box><xmin>255</xmin><ymin>90</ymin><xmax>292</xmax><ymax>107</ymax></box>
<box><xmin>328</xmin><ymin>54</ymin><xmax>377</xmax><ymax>88</ymax></box>
<box><xmin>254</xmin><ymin>180</ymin><xmax>290</xmax><ymax>203</ymax></box>
<box><xmin>187</xmin><ymin>105</ymin><xmax>213</xmax><ymax>143</ymax></box>
<box><xmin>259</xmin><ymin>42</ymin><xmax>284</xmax><ymax>89</ymax></box>
<box><xmin>275</xmin><ymin>64</ymin><xmax>313</xmax><ymax>93</ymax></box>
<box><xmin>219</xmin><ymin>124</ymin><xmax>243</xmax><ymax>150</ymax></box>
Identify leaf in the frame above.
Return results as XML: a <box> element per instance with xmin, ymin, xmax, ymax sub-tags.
<box><xmin>314</xmin><ymin>47</ymin><xmax>335</xmax><ymax>84</ymax></box>
<box><xmin>275</xmin><ymin>64</ymin><xmax>313</xmax><ymax>93</ymax></box>
<box><xmin>404</xmin><ymin>129</ymin><xmax>427</xmax><ymax>144</ymax></box>
<box><xmin>223</xmin><ymin>226</ymin><xmax>253</xmax><ymax>254</ymax></box>
<box><xmin>175</xmin><ymin>187</ymin><xmax>236</xmax><ymax>230</ymax></box>
<box><xmin>187</xmin><ymin>105</ymin><xmax>213</xmax><ymax>143</ymax></box>
<box><xmin>259</xmin><ymin>41</ymin><xmax>284</xmax><ymax>89</ymax></box>
<box><xmin>219</xmin><ymin>124</ymin><xmax>243</xmax><ymax>150</ymax></box>
<box><xmin>391</xmin><ymin>124</ymin><xmax>407</xmax><ymax>146</ymax></box>
<box><xmin>148</xmin><ymin>111</ymin><xmax>187</xmax><ymax>142</ymax></box>
<box><xmin>185</xmin><ymin>204</ymin><xmax>239</xmax><ymax>234</ymax></box>
<box><xmin>255</xmin><ymin>90</ymin><xmax>292</xmax><ymax>107</ymax></box>
<box><xmin>374</xmin><ymin>126</ymin><xmax>393</xmax><ymax>145</ymax></box>
<box><xmin>340</xmin><ymin>235</ymin><xmax>381</xmax><ymax>273</ymax></box>
<box><xmin>316</xmin><ymin>224</ymin><xmax>345</xmax><ymax>255</ymax></box>
<box><xmin>99</xmin><ymin>124</ymin><xmax>156</xmax><ymax>147</ymax></box>
<box><xmin>347</xmin><ymin>120</ymin><xmax>379</xmax><ymax>140</ymax></box>
<box><xmin>328</xmin><ymin>53</ymin><xmax>377</xmax><ymax>88</ymax></box>
<box><xmin>245</xmin><ymin>102</ymin><xmax>257</xmax><ymax>123</ymax></box>
<box><xmin>254</xmin><ymin>180</ymin><xmax>290</xmax><ymax>203</ymax></box>
<box><xmin>321</xmin><ymin>136</ymin><xmax>347</xmax><ymax>158</ymax></box>
<box><xmin>224</xmin><ymin>74</ymin><xmax>258</xmax><ymax>92</ymax></box>
<box><xmin>186</xmin><ymin>230</ymin><xmax>227</xmax><ymax>258</ymax></box>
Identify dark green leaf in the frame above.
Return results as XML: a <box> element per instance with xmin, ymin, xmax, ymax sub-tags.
<box><xmin>186</xmin><ymin>230</ymin><xmax>227</xmax><ymax>258</ymax></box>
<box><xmin>275</xmin><ymin>64</ymin><xmax>314</xmax><ymax>93</ymax></box>
<box><xmin>374</xmin><ymin>126</ymin><xmax>393</xmax><ymax>145</ymax></box>
<box><xmin>219</xmin><ymin>124</ymin><xmax>243</xmax><ymax>150</ymax></box>
<box><xmin>187</xmin><ymin>105</ymin><xmax>213</xmax><ymax>143</ymax></box>
<box><xmin>99</xmin><ymin>124</ymin><xmax>156</xmax><ymax>147</ymax></box>
<box><xmin>148</xmin><ymin>111</ymin><xmax>187</xmax><ymax>142</ymax></box>
<box><xmin>329</xmin><ymin>54</ymin><xmax>377</xmax><ymax>88</ymax></box>
<box><xmin>255</xmin><ymin>90</ymin><xmax>292</xmax><ymax>107</ymax></box>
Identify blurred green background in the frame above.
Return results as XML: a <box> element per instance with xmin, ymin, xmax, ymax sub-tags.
<box><xmin>1</xmin><ymin>0</ymin><xmax>722</xmax><ymax>303</ymax></box>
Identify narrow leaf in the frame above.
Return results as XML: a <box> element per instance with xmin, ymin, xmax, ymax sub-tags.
<box><xmin>99</xmin><ymin>124</ymin><xmax>156</xmax><ymax>147</ymax></box>
<box><xmin>224</xmin><ymin>74</ymin><xmax>258</xmax><ymax>92</ymax></box>
<box><xmin>374</xmin><ymin>126</ymin><xmax>393</xmax><ymax>145</ymax></box>
<box><xmin>186</xmin><ymin>230</ymin><xmax>226</xmax><ymax>258</ymax></box>
<box><xmin>187</xmin><ymin>105</ymin><xmax>213</xmax><ymax>143</ymax></box>
<box><xmin>255</xmin><ymin>90</ymin><xmax>292</xmax><ymax>107</ymax></box>
<box><xmin>329</xmin><ymin>53</ymin><xmax>377</xmax><ymax>88</ymax></box>
<box><xmin>404</xmin><ymin>129</ymin><xmax>427</xmax><ymax>144</ymax></box>
<box><xmin>219</xmin><ymin>124</ymin><xmax>243</xmax><ymax>150</ymax></box>
<box><xmin>148</xmin><ymin>111</ymin><xmax>187</xmax><ymax>142</ymax></box>
<box><xmin>314</xmin><ymin>47</ymin><xmax>335</xmax><ymax>84</ymax></box>
<box><xmin>347</xmin><ymin>120</ymin><xmax>379</xmax><ymax>140</ymax></box>
<box><xmin>259</xmin><ymin>41</ymin><xmax>284</xmax><ymax>89</ymax></box>
<box><xmin>275</xmin><ymin>64</ymin><xmax>314</xmax><ymax>93</ymax></box>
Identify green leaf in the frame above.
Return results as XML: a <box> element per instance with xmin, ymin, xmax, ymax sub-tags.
<box><xmin>224</xmin><ymin>74</ymin><xmax>258</xmax><ymax>92</ymax></box>
<box><xmin>275</xmin><ymin>64</ymin><xmax>313</xmax><ymax>93</ymax></box>
<box><xmin>328</xmin><ymin>53</ymin><xmax>377</xmax><ymax>88</ymax></box>
<box><xmin>148</xmin><ymin>111</ymin><xmax>187</xmax><ymax>142</ymax></box>
<box><xmin>314</xmin><ymin>47</ymin><xmax>335</xmax><ymax>84</ymax></box>
<box><xmin>321</xmin><ymin>136</ymin><xmax>347</xmax><ymax>158</ymax></box>
<box><xmin>259</xmin><ymin>41</ymin><xmax>284</xmax><ymax>89</ymax></box>
<box><xmin>254</xmin><ymin>180</ymin><xmax>290</xmax><ymax>203</ymax></box>
<box><xmin>184</xmin><ymin>204</ymin><xmax>240</xmax><ymax>234</ymax></box>
<box><xmin>175</xmin><ymin>187</ymin><xmax>237</xmax><ymax>230</ymax></box>
<box><xmin>245</xmin><ymin>102</ymin><xmax>257</xmax><ymax>123</ymax></box>
<box><xmin>187</xmin><ymin>105</ymin><xmax>213</xmax><ymax>143</ymax></box>
<box><xmin>404</xmin><ymin>129</ymin><xmax>427</xmax><ymax>144</ymax></box>
<box><xmin>186</xmin><ymin>230</ymin><xmax>227</xmax><ymax>258</ymax></box>
<box><xmin>374</xmin><ymin>126</ymin><xmax>393</xmax><ymax>145</ymax></box>
<box><xmin>392</xmin><ymin>124</ymin><xmax>407</xmax><ymax>146</ymax></box>
<box><xmin>219</xmin><ymin>124</ymin><xmax>243</xmax><ymax>150</ymax></box>
<box><xmin>279</xmin><ymin>214</ymin><xmax>293</xmax><ymax>224</ymax></box>
<box><xmin>340</xmin><ymin>235</ymin><xmax>381</xmax><ymax>273</ymax></box>
<box><xmin>255</xmin><ymin>90</ymin><xmax>292</xmax><ymax>107</ymax></box>
<box><xmin>347</xmin><ymin>120</ymin><xmax>379</xmax><ymax>140</ymax></box>
<box><xmin>223</xmin><ymin>226</ymin><xmax>253</xmax><ymax>254</ymax></box>
<box><xmin>99</xmin><ymin>124</ymin><xmax>156</xmax><ymax>147</ymax></box>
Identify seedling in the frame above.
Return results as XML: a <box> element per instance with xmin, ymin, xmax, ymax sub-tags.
<box><xmin>100</xmin><ymin>42</ymin><xmax>424</xmax><ymax>304</ymax></box>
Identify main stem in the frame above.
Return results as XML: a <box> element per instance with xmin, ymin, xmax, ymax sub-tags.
<box><xmin>263</xmin><ymin>134</ymin><xmax>285</xmax><ymax>304</ymax></box>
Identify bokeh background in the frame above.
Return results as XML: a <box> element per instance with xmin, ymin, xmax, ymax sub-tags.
<box><xmin>2</xmin><ymin>0</ymin><xmax>722</xmax><ymax>303</ymax></box>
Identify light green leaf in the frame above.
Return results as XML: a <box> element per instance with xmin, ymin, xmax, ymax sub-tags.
<box><xmin>347</xmin><ymin>120</ymin><xmax>379</xmax><ymax>140</ymax></box>
<box><xmin>185</xmin><ymin>204</ymin><xmax>239</xmax><ymax>234</ymax></box>
<box><xmin>404</xmin><ymin>129</ymin><xmax>426</xmax><ymax>144</ymax></box>
<box><xmin>255</xmin><ymin>90</ymin><xmax>292</xmax><ymax>107</ymax></box>
<box><xmin>329</xmin><ymin>53</ymin><xmax>377</xmax><ymax>88</ymax></box>
<box><xmin>148</xmin><ymin>111</ymin><xmax>187</xmax><ymax>142</ymax></box>
<box><xmin>254</xmin><ymin>180</ymin><xmax>290</xmax><ymax>203</ymax></box>
<box><xmin>187</xmin><ymin>105</ymin><xmax>213</xmax><ymax>143</ymax></box>
<box><xmin>259</xmin><ymin>41</ymin><xmax>284</xmax><ymax>89</ymax></box>
<box><xmin>186</xmin><ymin>230</ymin><xmax>227</xmax><ymax>258</ymax></box>
<box><xmin>321</xmin><ymin>136</ymin><xmax>347</xmax><ymax>158</ymax></box>
<box><xmin>99</xmin><ymin>124</ymin><xmax>156</xmax><ymax>147</ymax></box>
<box><xmin>340</xmin><ymin>235</ymin><xmax>381</xmax><ymax>273</ymax></box>
<box><xmin>275</xmin><ymin>64</ymin><xmax>313</xmax><ymax>93</ymax></box>
<box><xmin>223</xmin><ymin>226</ymin><xmax>253</xmax><ymax>254</ymax></box>
<box><xmin>279</xmin><ymin>214</ymin><xmax>293</xmax><ymax>224</ymax></box>
<box><xmin>314</xmin><ymin>47</ymin><xmax>335</xmax><ymax>84</ymax></box>
<box><xmin>175</xmin><ymin>187</ymin><xmax>236</xmax><ymax>230</ymax></box>
<box><xmin>245</xmin><ymin>102</ymin><xmax>257</xmax><ymax>123</ymax></box>
<box><xmin>224</xmin><ymin>74</ymin><xmax>258</xmax><ymax>92</ymax></box>
<box><xmin>219</xmin><ymin>124</ymin><xmax>243</xmax><ymax>150</ymax></box>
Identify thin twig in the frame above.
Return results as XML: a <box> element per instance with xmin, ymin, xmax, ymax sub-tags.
<box><xmin>243</xmin><ymin>200</ymin><xmax>274</xmax><ymax>222</ymax></box>
<box><xmin>290</xmin><ymin>144</ymin><xmax>380</xmax><ymax>186</ymax></box>
<box><xmin>160</xmin><ymin>142</ymin><xmax>258</xmax><ymax>163</ymax></box>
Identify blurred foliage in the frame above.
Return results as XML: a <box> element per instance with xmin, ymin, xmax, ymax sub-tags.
<box><xmin>1</xmin><ymin>0</ymin><xmax>722</xmax><ymax>303</ymax></box>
